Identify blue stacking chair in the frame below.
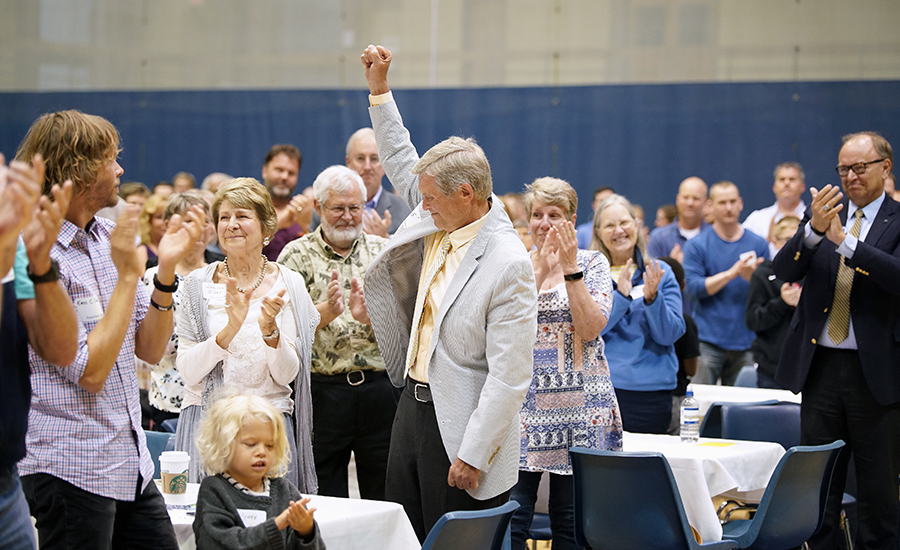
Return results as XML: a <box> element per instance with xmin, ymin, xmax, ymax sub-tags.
<box><xmin>699</xmin><ymin>400</ymin><xmax>779</xmax><ymax>439</ymax></box>
<box><xmin>160</xmin><ymin>417</ymin><xmax>179</xmax><ymax>433</ymax></box>
<box><xmin>720</xmin><ymin>401</ymin><xmax>801</xmax><ymax>450</ymax></box>
<box><xmin>720</xmin><ymin>402</ymin><xmax>857</xmax><ymax>549</ymax></box>
<box><xmin>733</xmin><ymin>365</ymin><xmax>759</xmax><ymax>387</ymax></box>
<box><xmin>569</xmin><ymin>448</ymin><xmax>738</xmax><ymax>550</ymax></box>
<box><xmin>421</xmin><ymin>500</ymin><xmax>520</xmax><ymax>550</ymax></box>
<box><xmin>145</xmin><ymin>430</ymin><xmax>176</xmax><ymax>479</ymax></box>
<box><xmin>720</xmin><ymin>441</ymin><xmax>844</xmax><ymax>550</ymax></box>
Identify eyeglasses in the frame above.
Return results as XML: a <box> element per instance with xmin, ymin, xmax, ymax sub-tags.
<box><xmin>323</xmin><ymin>204</ymin><xmax>363</xmax><ymax>216</ymax></box>
<box><xmin>599</xmin><ymin>218</ymin><xmax>635</xmax><ymax>232</ymax></box>
<box><xmin>835</xmin><ymin>158</ymin><xmax>886</xmax><ymax>177</ymax></box>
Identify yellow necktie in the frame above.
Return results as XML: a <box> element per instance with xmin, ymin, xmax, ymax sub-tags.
<box><xmin>828</xmin><ymin>209</ymin><xmax>864</xmax><ymax>344</ymax></box>
<box><xmin>406</xmin><ymin>234</ymin><xmax>452</xmax><ymax>373</ymax></box>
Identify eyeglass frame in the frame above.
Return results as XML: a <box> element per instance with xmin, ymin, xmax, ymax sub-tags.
<box><xmin>322</xmin><ymin>203</ymin><xmax>364</xmax><ymax>216</ymax></box>
<box><xmin>835</xmin><ymin>158</ymin><xmax>886</xmax><ymax>177</ymax></box>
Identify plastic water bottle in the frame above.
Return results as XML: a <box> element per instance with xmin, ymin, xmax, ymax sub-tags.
<box><xmin>680</xmin><ymin>388</ymin><xmax>700</xmax><ymax>442</ymax></box>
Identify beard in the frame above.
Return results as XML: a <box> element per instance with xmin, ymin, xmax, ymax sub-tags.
<box><xmin>266</xmin><ymin>180</ymin><xmax>292</xmax><ymax>201</ymax></box>
<box><xmin>321</xmin><ymin>219</ymin><xmax>362</xmax><ymax>249</ymax></box>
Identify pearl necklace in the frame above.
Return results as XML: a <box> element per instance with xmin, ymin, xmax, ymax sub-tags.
<box><xmin>223</xmin><ymin>255</ymin><xmax>268</xmax><ymax>293</ymax></box>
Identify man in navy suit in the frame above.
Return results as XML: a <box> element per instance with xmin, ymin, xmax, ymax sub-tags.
<box><xmin>773</xmin><ymin>131</ymin><xmax>900</xmax><ymax>550</ymax></box>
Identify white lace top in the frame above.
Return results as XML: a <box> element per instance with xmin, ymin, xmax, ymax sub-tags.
<box><xmin>177</xmin><ymin>269</ymin><xmax>300</xmax><ymax>413</ymax></box>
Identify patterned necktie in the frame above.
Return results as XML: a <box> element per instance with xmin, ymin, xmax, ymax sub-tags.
<box><xmin>828</xmin><ymin>209</ymin><xmax>864</xmax><ymax>344</ymax></box>
<box><xmin>406</xmin><ymin>234</ymin><xmax>452</xmax><ymax>372</ymax></box>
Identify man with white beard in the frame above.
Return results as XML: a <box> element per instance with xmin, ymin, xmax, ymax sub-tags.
<box><xmin>277</xmin><ymin>165</ymin><xmax>395</xmax><ymax>500</ymax></box>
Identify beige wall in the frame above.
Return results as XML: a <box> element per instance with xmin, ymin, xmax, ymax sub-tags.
<box><xmin>1</xmin><ymin>0</ymin><xmax>898</xmax><ymax>92</ymax></box>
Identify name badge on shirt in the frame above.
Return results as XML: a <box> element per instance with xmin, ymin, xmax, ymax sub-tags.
<box><xmin>630</xmin><ymin>284</ymin><xmax>645</xmax><ymax>300</ymax></box>
<box><xmin>75</xmin><ymin>296</ymin><xmax>104</xmax><ymax>323</ymax></box>
<box><xmin>202</xmin><ymin>282</ymin><xmax>226</xmax><ymax>301</ymax></box>
<box><xmin>237</xmin><ymin>509</ymin><xmax>266</xmax><ymax>527</ymax></box>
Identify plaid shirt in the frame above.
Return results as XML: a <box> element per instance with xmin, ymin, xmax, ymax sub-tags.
<box><xmin>18</xmin><ymin>217</ymin><xmax>155</xmax><ymax>500</ymax></box>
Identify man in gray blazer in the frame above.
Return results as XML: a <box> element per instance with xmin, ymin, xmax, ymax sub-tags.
<box><xmin>361</xmin><ymin>44</ymin><xmax>537</xmax><ymax>542</ymax></box>
<box><xmin>346</xmin><ymin>127</ymin><xmax>412</xmax><ymax>235</ymax></box>
<box><xmin>309</xmin><ymin>128</ymin><xmax>412</xmax><ymax>236</ymax></box>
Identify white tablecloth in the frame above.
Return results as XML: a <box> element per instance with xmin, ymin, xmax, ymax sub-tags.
<box><xmin>168</xmin><ymin>484</ymin><xmax>420</xmax><ymax>550</ymax></box>
<box><xmin>623</xmin><ymin>432</ymin><xmax>785</xmax><ymax>542</ymax></box>
<box><xmin>690</xmin><ymin>383</ymin><xmax>801</xmax><ymax>416</ymax></box>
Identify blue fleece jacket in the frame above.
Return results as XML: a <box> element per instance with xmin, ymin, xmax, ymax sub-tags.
<box><xmin>602</xmin><ymin>252</ymin><xmax>685</xmax><ymax>391</ymax></box>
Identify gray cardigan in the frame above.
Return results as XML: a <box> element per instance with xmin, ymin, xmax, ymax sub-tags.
<box><xmin>194</xmin><ymin>474</ymin><xmax>326</xmax><ymax>550</ymax></box>
<box><xmin>175</xmin><ymin>263</ymin><xmax>319</xmax><ymax>493</ymax></box>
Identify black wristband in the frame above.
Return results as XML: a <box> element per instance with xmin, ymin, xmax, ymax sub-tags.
<box><xmin>153</xmin><ymin>273</ymin><xmax>179</xmax><ymax>293</ymax></box>
<box><xmin>27</xmin><ymin>259</ymin><xmax>60</xmax><ymax>284</ymax></box>
<box><xmin>810</xmin><ymin>224</ymin><xmax>826</xmax><ymax>237</ymax></box>
<box><xmin>564</xmin><ymin>271</ymin><xmax>584</xmax><ymax>282</ymax></box>
<box><xmin>149</xmin><ymin>297</ymin><xmax>175</xmax><ymax>312</ymax></box>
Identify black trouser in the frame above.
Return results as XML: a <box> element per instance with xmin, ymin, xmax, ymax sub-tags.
<box><xmin>22</xmin><ymin>472</ymin><xmax>178</xmax><ymax>550</ymax></box>
<box><xmin>613</xmin><ymin>388</ymin><xmax>673</xmax><ymax>434</ymax></box>
<box><xmin>311</xmin><ymin>370</ymin><xmax>398</xmax><ymax>500</ymax></box>
<box><xmin>802</xmin><ymin>347</ymin><xmax>900</xmax><ymax>550</ymax></box>
<box><xmin>385</xmin><ymin>380</ymin><xmax>510</xmax><ymax>543</ymax></box>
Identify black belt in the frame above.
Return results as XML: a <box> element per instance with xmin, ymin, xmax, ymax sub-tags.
<box><xmin>406</xmin><ymin>377</ymin><xmax>433</xmax><ymax>403</ymax></box>
<box><xmin>310</xmin><ymin>370</ymin><xmax>388</xmax><ymax>386</ymax></box>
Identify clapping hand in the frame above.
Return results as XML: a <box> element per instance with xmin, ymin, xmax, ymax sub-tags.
<box><xmin>348</xmin><ymin>277</ymin><xmax>370</xmax><ymax>324</ymax></box>
<box><xmin>616</xmin><ymin>258</ymin><xmax>633</xmax><ymax>297</ymax></box>
<box><xmin>156</xmin><ymin>205</ymin><xmax>205</xmax><ymax>269</ymax></box>
<box><xmin>285</xmin><ymin>498</ymin><xmax>316</xmax><ymax>537</ymax></box>
<box><xmin>780</xmin><ymin>282</ymin><xmax>802</xmax><ymax>307</ymax></box>
<box><xmin>259</xmin><ymin>288</ymin><xmax>286</xmax><ymax>342</ymax></box>
<box><xmin>0</xmin><ymin>154</ymin><xmax>44</xmax><ymax>273</ymax></box>
<box><xmin>642</xmin><ymin>260</ymin><xmax>665</xmax><ymax>304</ymax></box>
<box><xmin>325</xmin><ymin>270</ymin><xmax>345</xmax><ymax>315</ymax></box>
<box><xmin>809</xmin><ymin>185</ymin><xmax>844</xmax><ymax>239</ymax></box>
<box><xmin>555</xmin><ymin>220</ymin><xmax>580</xmax><ymax>276</ymax></box>
<box><xmin>110</xmin><ymin>206</ymin><xmax>145</xmax><ymax>280</ymax></box>
<box><xmin>362</xmin><ymin>208</ymin><xmax>391</xmax><ymax>238</ymax></box>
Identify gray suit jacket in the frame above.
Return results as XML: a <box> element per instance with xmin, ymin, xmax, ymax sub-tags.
<box><xmin>364</xmin><ymin>99</ymin><xmax>537</xmax><ymax>500</ymax></box>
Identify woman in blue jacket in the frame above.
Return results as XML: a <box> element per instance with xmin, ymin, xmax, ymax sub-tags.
<box><xmin>591</xmin><ymin>195</ymin><xmax>685</xmax><ymax>434</ymax></box>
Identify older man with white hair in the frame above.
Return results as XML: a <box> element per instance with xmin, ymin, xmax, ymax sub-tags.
<box><xmin>277</xmin><ymin>165</ymin><xmax>394</xmax><ymax>500</ymax></box>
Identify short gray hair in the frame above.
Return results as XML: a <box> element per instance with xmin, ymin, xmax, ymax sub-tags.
<box><xmin>774</xmin><ymin>162</ymin><xmax>805</xmax><ymax>181</ymax></box>
<box><xmin>411</xmin><ymin>137</ymin><xmax>492</xmax><ymax>201</ymax></box>
<box><xmin>312</xmin><ymin>165</ymin><xmax>367</xmax><ymax>204</ymax></box>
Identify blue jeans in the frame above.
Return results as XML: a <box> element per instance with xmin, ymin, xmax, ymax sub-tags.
<box><xmin>694</xmin><ymin>342</ymin><xmax>753</xmax><ymax>386</ymax></box>
<box><xmin>0</xmin><ymin>466</ymin><xmax>35</xmax><ymax>550</ymax></box>
<box><xmin>509</xmin><ymin>470</ymin><xmax>584</xmax><ymax>550</ymax></box>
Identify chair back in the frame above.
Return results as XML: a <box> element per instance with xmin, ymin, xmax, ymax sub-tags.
<box><xmin>569</xmin><ymin>448</ymin><xmax>737</xmax><ymax>550</ymax></box>
<box><xmin>145</xmin><ymin>430</ymin><xmax>175</xmax><ymax>479</ymax></box>
<box><xmin>699</xmin><ymin>400</ymin><xmax>778</xmax><ymax>439</ymax></box>
<box><xmin>720</xmin><ymin>402</ymin><xmax>800</xmax><ymax>449</ymax></box>
<box><xmin>160</xmin><ymin>418</ymin><xmax>179</xmax><ymax>433</ymax></box>
<box><xmin>420</xmin><ymin>500</ymin><xmax>519</xmax><ymax>550</ymax></box>
<box><xmin>733</xmin><ymin>365</ymin><xmax>759</xmax><ymax>387</ymax></box>
<box><xmin>723</xmin><ymin>441</ymin><xmax>844</xmax><ymax>550</ymax></box>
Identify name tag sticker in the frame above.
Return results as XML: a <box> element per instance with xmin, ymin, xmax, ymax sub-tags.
<box><xmin>237</xmin><ymin>509</ymin><xmax>266</xmax><ymax>527</ymax></box>
<box><xmin>75</xmin><ymin>296</ymin><xmax>104</xmax><ymax>323</ymax></box>
<box><xmin>203</xmin><ymin>282</ymin><xmax>226</xmax><ymax>301</ymax></box>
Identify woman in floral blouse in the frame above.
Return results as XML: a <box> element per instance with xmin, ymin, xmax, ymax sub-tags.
<box><xmin>509</xmin><ymin>177</ymin><xmax>623</xmax><ymax>550</ymax></box>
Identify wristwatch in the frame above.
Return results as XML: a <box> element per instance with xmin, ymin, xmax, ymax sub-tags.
<box><xmin>262</xmin><ymin>328</ymin><xmax>280</xmax><ymax>341</ymax></box>
<box><xmin>27</xmin><ymin>259</ymin><xmax>60</xmax><ymax>284</ymax></box>
<box><xmin>563</xmin><ymin>271</ymin><xmax>584</xmax><ymax>282</ymax></box>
